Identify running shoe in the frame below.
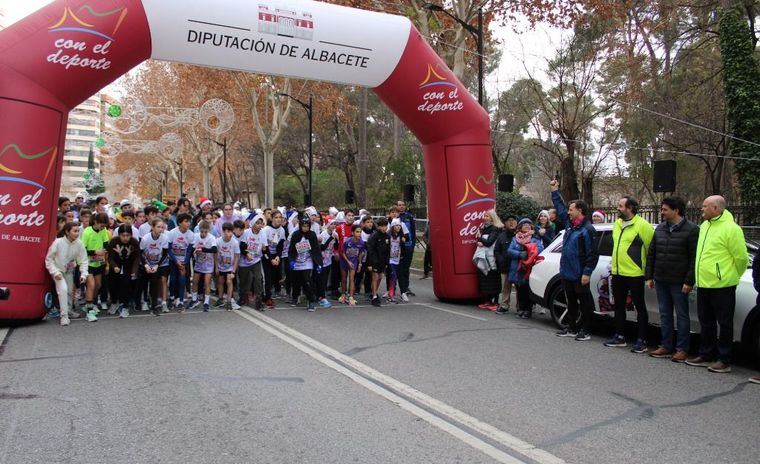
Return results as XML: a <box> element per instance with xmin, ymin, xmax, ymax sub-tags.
<box><xmin>575</xmin><ymin>330</ymin><xmax>591</xmax><ymax>341</ymax></box>
<box><xmin>203</xmin><ymin>303</ymin><xmax>210</xmax><ymax>312</ymax></box>
<box><xmin>685</xmin><ymin>356</ymin><xmax>713</xmax><ymax>367</ymax></box>
<box><xmin>190</xmin><ymin>299</ymin><xmax>201</xmax><ymax>310</ymax></box>
<box><xmin>287</xmin><ymin>298</ymin><xmax>299</xmax><ymax>307</ymax></box>
<box><xmin>141</xmin><ymin>301</ymin><xmax>150</xmax><ymax>312</ymax></box>
<box><xmin>60</xmin><ymin>316</ymin><xmax>70</xmax><ymax>326</ymax></box>
<box><xmin>307</xmin><ymin>302</ymin><xmax>316</xmax><ymax>312</ymax></box>
<box><xmin>99</xmin><ymin>301</ymin><xmax>108</xmax><ymax>312</ymax></box>
<box><xmin>556</xmin><ymin>328</ymin><xmax>578</xmax><ymax>337</ymax></box>
<box><xmin>225</xmin><ymin>301</ymin><xmax>232</xmax><ymax>311</ymax></box>
<box><xmin>108</xmin><ymin>304</ymin><xmax>119</xmax><ymax>315</ymax></box>
<box><xmin>338</xmin><ymin>294</ymin><xmax>347</xmax><ymax>305</ymax></box>
<box><xmin>230</xmin><ymin>300</ymin><xmax>241</xmax><ymax>310</ymax></box>
<box><xmin>85</xmin><ymin>309</ymin><xmax>98</xmax><ymax>322</ymax></box>
<box><xmin>604</xmin><ymin>335</ymin><xmax>627</xmax><ymax>347</ymax></box>
<box><xmin>630</xmin><ymin>339</ymin><xmax>648</xmax><ymax>354</ymax></box>
<box><xmin>265</xmin><ymin>299</ymin><xmax>276</xmax><ymax>309</ymax></box>
<box><xmin>161</xmin><ymin>301</ymin><xmax>169</xmax><ymax>313</ymax></box>
<box><xmin>707</xmin><ymin>361</ymin><xmax>731</xmax><ymax>373</ymax></box>
<box><xmin>348</xmin><ymin>296</ymin><xmax>357</xmax><ymax>306</ymax></box>
<box><xmin>119</xmin><ymin>306</ymin><xmax>130</xmax><ymax>318</ymax></box>
<box><xmin>176</xmin><ymin>301</ymin><xmax>185</xmax><ymax>313</ymax></box>
<box><xmin>477</xmin><ymin>303</ymin><xmax>491</xmax><ymax>309</ymax></box>
<box><xmin>401</xmin><ymin>293</ymin><xmax>410</xmax><ymax>302</ymax></box>
<box><xmin>371</xmin><ymin>296</ymin><xmax>381</xmax><ymax>307</ymax></box>
<box><xmin>214</xmin><ymin>298</ymin><xmax>227</xmax><ymax>308</ymax></box>
<box><xmin>319</xmin><ymin>298</ymin><xmax>332</xmax><ymax>308</ymax></box>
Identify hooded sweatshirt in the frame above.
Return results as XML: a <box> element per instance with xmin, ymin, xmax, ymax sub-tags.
<box><xmin>45</xmin><ymin>236</ymin><xmax>89</xmax><ymax>278</ymax></box>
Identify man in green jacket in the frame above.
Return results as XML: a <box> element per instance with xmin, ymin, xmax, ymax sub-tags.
<box><xmin>604</xmin><ymin>196</ymin><xmax>654</xmax><ymax>353</ymax></box>
<box><xmin>686</xmin><ymin>196</ymin><xmax>748</xmax><ymax>373</ymax></box>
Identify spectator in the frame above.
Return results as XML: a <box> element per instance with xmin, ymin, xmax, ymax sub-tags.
<box><xmin>535</xmin><ymin>210</ymin><xmax>556</xmax><ymax>248</ymax></box>
<box><xmin>507</xmin><ymin>218</ymin><xmax>544</xmax><ymax>319</ymax></box>
<box><xmin>397</xmin><ymin>200</ymin><xmax>417</xmax><ymax>300</ymax></box>
<box><xmin>421</xmin><ymin>222</ymin><xmax>432</xmax><ymax>279</ymax></box>
<box><xmin>686</xmin><ymin>196</ymin><xmax>748</xmax><ymax>373</ymax></box>
<box><xmin>751</xmin><ymin>256</ymin><xmax>760</xmax><ymax>384</ymax></box>
<box><xmin>550</xmin><ymin>180</ymin><xmax>598</xmax><ymax>340</ymax></box>
<box><xmin>604</xmin><ymin>196</ymin><xmax>654</xmax><ymax>353</ymax></box>
<box><xmin>592</xmin><ymin>210</ymin><xmax>606</xmax><ymax>224</ymax></box>
<box><xmin>549</xmin><ymin>208</ymin><xmax>564</xmax><ymax>231</ymax></box>
<box><xmin>645</xmin><ymin>196</ymin><xmax>699</xmax><ymax>362</ymax></box>
<box><xmin>494</xmin><ymin>214</ymin><xmax>517</xmax><ymax>314</ymax></box>
<box><xmin>474</xmin><ymin>210</ymin><xmax>502</xmax><ymax>311</ymax></box>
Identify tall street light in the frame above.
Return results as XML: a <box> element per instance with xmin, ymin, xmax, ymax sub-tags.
<box><xmin>279</xmin><ymin>93</ymin><xmax>313</xmax><ymax>206</ymax></box>
<box><xmin>423</xmin><ymin>3</ymin><xmax>484</xmax><ymax>107</ymax></box>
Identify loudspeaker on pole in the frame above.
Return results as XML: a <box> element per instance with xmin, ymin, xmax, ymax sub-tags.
<box><xmin>498</xmin><ymin>174</ymin><xmax>514</xmax><ymax>193</ymax></box>
<box><xmin>403</xmin><ymin>184</ymin><xmax>415</xmax><ymax>203</ymax></box>
<box><xmin>345</xmin><ymin>190</ymin><xmax>355</xmax><ymax>204</ymax></box>
<box><xmin>653</xmin><ymin>160</ymin><xmax>677</xmax><ymax>193</ymax></box>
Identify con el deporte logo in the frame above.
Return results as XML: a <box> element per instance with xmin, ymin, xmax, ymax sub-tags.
<box><xmin>456</xmin><ymin>175</ymin><xmax>495</xmax><ymax>209</ymax></box>
<box><xmin>417</xmin><ymin>64</ymin><xmax>464</xmax><ymax>115</ymax></box>
<box><xmin>47</xmin><ymin>4</ymin><xmax>128</xmax><ymax>71</ymax></box>
<box><xmin>0</xmin><ymin>144</ymin><xmax>57</xmax><ymax>190</ymax></box>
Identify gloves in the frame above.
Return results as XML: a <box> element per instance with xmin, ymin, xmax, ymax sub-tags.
<box><xmin>518</xmin><ymin>251</ymin><xmax>527</xmax><ymax>259</ymax></box>
<box><xmin>315</xmin><ymin>265</ymin><xmax>322</xmax><ymax>274</ymax></box>
<box><xmin>289</xmin><ymin>260</ymin><xmax>296</xmax><ymax>271</ymax></box>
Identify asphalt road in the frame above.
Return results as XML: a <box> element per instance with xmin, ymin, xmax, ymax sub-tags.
<box><xmin>1</xmin><ymin>276</ymin><xmax>758</xmax><ymax>464</ymax></box>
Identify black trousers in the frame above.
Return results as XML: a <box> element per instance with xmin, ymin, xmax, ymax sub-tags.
<box><xmin>316</xmin><ymin>266</ymin><xmax>330</xmax><ymax>299</ymax></box>
<box><xmin>612</xmin><ymin>275</ymin><xmax>648</xmax><ymax>340</ymax></box>
<box><xmin>262</xmin><ymin>259</ymin><xmax>281</xmax><ymax>300</ymax></box>
<box><xmin>109</xmin><ymin>273</ymin><xmax>134</xmax><ymax>306</ymax></box>
<box><xmin>516</xmin><ymin>281</ymin><xmax>533</xmax><ymax>313</ymax></box>
<box><xmin>423</xmin><ymin>244</ymin><xmax>432</xmax><ymax>276</ymax></box>
<box><xmin>697</xmin><ymin>286</ymin><xmax>736</xmax><ymax>363</ymax></box>
<box><xmin>291</xmin><ymin>269</ymin><xmax>315</xmax><ymax>303</ymax></box>
<box><xmin>329</xmin><ymin>256</ymin><xmax>341</xmax><ymax>296</ymax></box>
<box><xmin>563</xmin><ymin>279</ymin><xmax>594</xmax><ymax>332</ymax></box>
<box><xmin>399</xmin><ymin>249</ymin><xmax>414</xmax><ymax>293</ymax></box>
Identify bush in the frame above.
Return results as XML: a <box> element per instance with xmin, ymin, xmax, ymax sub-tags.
<box><xmin>496</xmin><ymin>191</ymin><xmax>541</xmax><ymax>222</ymax></box>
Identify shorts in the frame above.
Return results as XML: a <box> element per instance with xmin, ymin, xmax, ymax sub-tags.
<box><xmin>157</xmin><ymin>266</ymin><xmax>170</xmax><ymax>277</ymax></box>
<box><xmin>371</xmin><ymin>264</ymin><xmax>387</xmax><ymax>274</ymax></box>
<box><xmin>88</xmin><ymin>266</ymin><xmax>104</xmax><ymax>276</ymax></box>
<box><xmin>340</xmin><ymin>260</ymin><xmax>359</xmax><ymax>272</ymax></box>
<box><xmin>218</xmin><ymin>271</ymin><xmax>234</xmax><ymax>278</ymax></box>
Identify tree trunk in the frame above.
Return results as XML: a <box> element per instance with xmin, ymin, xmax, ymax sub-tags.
<box><xmin>393</xmin><ymin>115</ymin><xmax>401</xmax><ymax>158</ymax></box>
<box><xmin>582</xmin><ymin>175</ymin><xmax>594</xmax><ymax>206</ymax></box>
<box><xmin>560</xmin><ymin>140</ymin><xmax>580</xmax><ymax>201</ymax></box>
<box><xmin>264</xmin><ymin>147</ymin><xmax>275</xmax><ymax>207</ymax></box>
<box><xmin>356</xmin><ymin>88</ymin><xmax>368</xmax><ymax>206</ymax></box>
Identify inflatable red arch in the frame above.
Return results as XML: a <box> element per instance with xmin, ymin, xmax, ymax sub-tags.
<box><xmin>0</xmin><ymin>0</ymin><xmax>494</xmax><ymax>319</ymax></box>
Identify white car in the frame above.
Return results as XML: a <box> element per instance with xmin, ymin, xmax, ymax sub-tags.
<box><xmin>529</xmin><ymin>223</ymin><xmax>759</xmax><ymax>357</ymax></box>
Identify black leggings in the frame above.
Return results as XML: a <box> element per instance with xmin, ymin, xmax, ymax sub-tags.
<box><xmin>291</xmin><ymin>269</ymin><xmax>315</xmax><ymax>303</ymax></box>
<box><xmin>262</xmin><ymin>259</ymin><xmax>282</xmax><ymax>300</ymax></box>
<box><xmin>612</xmin><ymin>275</ymin><xmax>648</xmax><ymax>339</ymax></box>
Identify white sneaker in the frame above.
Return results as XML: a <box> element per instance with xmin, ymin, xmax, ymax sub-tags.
<box><xmin>381</xmin><ymin>291</ymin><xmax>389</xmax><ymax>298</ymax></box>
<box><xmin>100</xmin><ymin>301</ymin><xmax>108</xmax><ymax>311</ymax></box>
<box><xmin>86</xmin><ymin>310</ymin><xmax>98</xmax><ymax>322</ymax></box>
<box><xmin>141</xmin><ymin>301</ymin><xmax>149</xmax><ymax>312</ymax></box>
<box><xmin>401</xmin><ymin>293</ymin><xmax>410</xmax><ymax>302</ymax></box>
<box><xmin>60</xmin><ymin>316</ymin><xmax>70</xmax><ymax>326</ymax></box>
<box><xmin>231</xmin><ymin>300</ymin><xmax>241</xmax><ymax>310</ymax></box>
<box><xmin>108</xmin><ymin>303</ymin><xmax>119</xmax><ymax>315</ymax></box>
<box><xmin>119</xmin><ymin>307</ymin><xmax>129</xmax><ymax>318</ymax></box>
<box><xmin>161</xmin><ymin>301</ymin><xmax>169</xmax><ymax>313</ymax></box>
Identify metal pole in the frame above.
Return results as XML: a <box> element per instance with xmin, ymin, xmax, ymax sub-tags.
<box><xmin>477</xmin><ymin>7</ymin><xmax>484</xmax><ymax>107</ymax></box>
<box><xmin>179</xmin><ymin>161</ymin><xmax>184</xmax><ymax>198</ymax></box>
<box><xmin>222</xmin><ymin>138</ymin><xmax>227</xmax><ymax>203</ymax></box>
<box><xmin>308</xmin><ymin>95</ymin><xmax>313</xmax><ymax>206</ymax></box>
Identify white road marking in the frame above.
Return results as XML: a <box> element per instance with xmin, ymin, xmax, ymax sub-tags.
<box><xmin>415</xmin><ymin>302</ymin><xmax>490</xmax><ymax>321</ymax></box>
<box><xmin>234</xmin><ymin>309</ymin><xmax>565</xmax><ymax>464</ymax></box>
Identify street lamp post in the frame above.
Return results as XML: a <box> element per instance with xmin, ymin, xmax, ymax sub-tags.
<box><xmin>210</xmin><ymin>138</ymin><xmax>227</xmax><ymax>203</ymax></box>
<box><xmin>423</xmin><ymin>3</ymin><xmax>484</xmax><ymax>108</ymax></box>
<box><xmin>279</xmin><ymin>93</ymin><xmax>313</xmax><ymax>206</ymax></box>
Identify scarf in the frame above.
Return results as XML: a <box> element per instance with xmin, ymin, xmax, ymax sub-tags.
<box><xmin>571</xmin><ymin>215</ymin><xmax>585</xmax><ymax>228</ymax></box>
<box><xmin>515</xmin><ymin>229</ymin><xmax>534</xmax><ymax>245</ymax></box>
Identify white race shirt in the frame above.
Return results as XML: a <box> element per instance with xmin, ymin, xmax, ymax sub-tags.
<box><xmin>166</xmin><ymin>228</ymin><xmax>196</xmax><ymax>263</ymax></box>
<box><xmin>239</xmin><ymin>229</ymin><xmax>265</xmax><ymax>266</ymax></box>
<box><xmin>140</xmin><ymin>232</ymin><xmax>169</xmax><ymax>267</ymax></box>
<box><xmin>193</xmin><ymin>233</ymin><xmax>217</xmax><ymax>274</ymax></box>
<box><xmin>215</xmin><ymin>236</ymin><xmax>240</xmax><ymax>273</ymax></box>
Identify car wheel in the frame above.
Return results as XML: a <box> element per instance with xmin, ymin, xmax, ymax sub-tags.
<box><xmin>547</xmin><ymin>283</ymin><xmax>568</xmax><ymax>329</ymax></box>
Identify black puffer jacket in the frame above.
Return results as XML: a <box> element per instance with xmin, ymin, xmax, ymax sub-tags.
<box><xmin>645</xmin><ymin>219</ymin><xmax>699</xmax><ymax>285</ymax></box>
<box><xmin>494</xmin><ymin>228</ymin><xmax>515</xmax><ymax>274</ymax></box>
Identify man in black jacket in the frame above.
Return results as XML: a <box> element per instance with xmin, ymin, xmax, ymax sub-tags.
<box><xmin>287</xmin><ymin>216</ymin><xmax>323</xmax><ymax>311</ymax></box>
<box><xmin>494</xmin><ymin>215</ymin><xmax>517</xmax><ymax>314</ymax></box>
<box><xmin>645</xmin><ymin>196</ymin><xmax>699</xmax><ymax>362</ymax></box>
<box><xmin>367</xmin><ymin>218</ymin><xmax>390</xmax><ymax>307</ymax></box>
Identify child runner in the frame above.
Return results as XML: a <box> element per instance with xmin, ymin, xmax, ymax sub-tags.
<box><xmin>366</xmin><ymin>217</ymin><xmax>390</xmax><ymax>307</ymax></box>
<box><xmin>287</xmin><ymin>215</ymin><xmax>322</xmax><ymax>312</ymax></box>
<box><xmin>282</xmin><ymin>211</ymin><xmax>298</xmax><ymax>299</ymax></box>
<box><xmin>261</xmin><ymin>211</ymin><xmax>285</xmax><ymax>308</ymax></box>
<box><xmin>340</xmin><ymin>225</ymin><xmax>366</xmax><ymax>306</ymax></box>
<box><xmin>238</xmin><ymin>215</ymin><xmax>266</xmax><ymax>311</ymax></box>
<box><xmin>215</xmin><ymin>222</ymin><xmax>241</xmax><ymax>310</ymax></box>
<box><xmin>317</xmin><ymin>220</ymin><xmax>338</xmax><ymax>308</ymax></box>
<box><xmin>138</xmin><ymin>205</ymin><xmax>160</xmax><ymax>239</ymax></box>
<box><xmin>190</xmin><ymin>220</ymin><xmax>217</xmax><ymax>312</ymax></box>
<box><xmin>387</xmin><ymin>218</ymin><xmax>406</xmax><ymax>303</ymax></box>
<box><xmin>167</xmin><ymin>213</ymin><xmax>195</xmax><ymax>311</ymax></box>
<box><xmin>107</xmin><ymin>225</ymin><xmax>140</xmax><ymax>318</ymax></box>
<box><xmin>81</xmin><ymin>212</ymin><xmax>110</xmax><ymax>321</ymax></box>
<box><xmin>45</xmin><ymin>222</ymin><xmax>88</xmax><ymax>326</ymax></box>
<box><xmin>140</xmin><ymin>218</ymin><xmax>169</xmax><ymax>316</ymax></box>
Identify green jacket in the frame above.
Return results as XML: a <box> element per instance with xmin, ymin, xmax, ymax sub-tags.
<box><xmin>695</xmin><ymin>209</ymin><xmax>748</xmax><ymax>289</ymax></box>
<box><xmin>612</xmin><ymin>215</ymin><xmax>654</xmax><ymax>277</ymax></box>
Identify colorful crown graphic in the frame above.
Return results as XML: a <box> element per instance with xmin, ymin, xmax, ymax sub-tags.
<box><xmin>0</xmin><ymin>144</ymin><xmax>57</xmax><ymax>190</ymax></box>
<box><xmin>419</xmin><ymin>64</ymin><xmax>457</xmax><ymax>89</ymax></box>
<box><xmin>456</xmin><ymin>176</ymin><xmax>494</xmax><ymax>209</ymax></box>
<box><xmin>49</xmin><ymin>5</ymin><xmax>128</xmax><ymax>41</ymax></box>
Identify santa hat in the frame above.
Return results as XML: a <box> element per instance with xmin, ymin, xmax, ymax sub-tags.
<box><xmin>358</xmin><ymin>209</ymin><xmax>369</xmax><ymax>218</ymax></box>
<box><xmin>328</xmin><ymin>206</ymin><xmax>339</xmax><ymax>217</ymax></box>
<box><xmin>305</xmin><ymin>206</ymin><xmax>319</xmax><ymax>217</ymax></box>
<box><xmin>250</xmin><ymin>214</ymin><xmax>265</xmax><ymax>226</ymax></box>
<box><xmin>334</xmin><ymin>211</ymin><xmax>346</xmax><ymax>224</ymax></box>
<box><xmin>277</xmin><ymin>206</ymin><xmax>286</xmax><ymax>216</ymax></box>
<box><xmin>199</xmin><ymin>197</ymin><xmax>212</xmax><ymax>209</ymax></box>
<box><xmin>390</xmin><ymin>218</ymin><xmax>402</xmax><ymax>228</ymax></box>
<box><xmin>592</xmin><ymin>210</ymin><xmax>605</xmax><ymax>221</ymax></box>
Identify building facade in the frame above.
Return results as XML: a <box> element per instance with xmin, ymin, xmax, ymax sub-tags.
<box><xmin>60</xmin><ymin>95</ymin><xmax>102</xmax><ymax>198</ymax></box>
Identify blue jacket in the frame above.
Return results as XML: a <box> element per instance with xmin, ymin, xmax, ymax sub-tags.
<box><xmin>552</xmin><ymin>190</ymin><xmax>599</xmax><ymax>281</ymax></box>
<box><xmin>399</xmin><ymin>211</ymin><xmax>416</xmax><ymax>250</ymax></box>
<box><xmin>506</xmin><ymin>236</ymin><xmax>544</xmax><ymax>283</ymax></box>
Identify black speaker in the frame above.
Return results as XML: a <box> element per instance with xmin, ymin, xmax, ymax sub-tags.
<box><xmin>303</xmin><ymin>194</ymin><xmax>311</xmax><ymax>207</ymax></box>
<box><xmin>653</xmin><ymin>160</ymin><xmax>677</xmax><ymax>192</ymax></box>
<box><xmin>345</xmin><ymin>190</ymin><xmax>355</xmax><ymax>204</ymax></box>
<box><xmin>404</xmin><ymin>184</ymin><xmax>415</xmax><ymax>203</ymax></box>
<box><xmin>498</xmin><ymin>174</ymin><xmax>514</xmax><ymax>192</ymax></box>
